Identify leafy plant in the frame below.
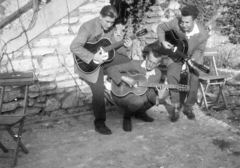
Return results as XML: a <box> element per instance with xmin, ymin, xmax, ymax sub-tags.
<box><xmin>176</xmin><ymin>0</ymin><xmax>240</xmax><ymax>44</ymax></box>
<box><xmin>216</xmin><ymin>0</ymin><xmax>240</xmax><ymax>44</ymax></box>
<box><xmin>110</xmin><ymin>0</ymin><xmax>155</xmax><ymax>33</ymax></box>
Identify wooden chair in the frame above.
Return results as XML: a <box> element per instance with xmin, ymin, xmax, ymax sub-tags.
<box><xmin>198</xmin><ymin>49</ymin><xmax>231</xmax><ymax>110</ymax></box>
<box><xmin>0</xmin><ymin>72</ymin><xmax>37</xmax><ymax>167</ymax></box>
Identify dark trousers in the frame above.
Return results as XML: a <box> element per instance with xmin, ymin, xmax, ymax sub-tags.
<box><xmin>86</xmin><ymin>53</ymin><xmax>130</xmax><ymax>127</ymax></box>
<box><xmin>112</xmin><ymin>88</ymin><xmax>157</xmax><ymax>119</ymax></box>
<box><xmin>167</xmin><ymin>61</ymin><xmax>201</xmax><ymax>108</ymax></box>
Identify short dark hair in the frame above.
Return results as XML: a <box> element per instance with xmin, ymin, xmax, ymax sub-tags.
<box><xmin>181</xmin><ymin>5</ymin><xmax>199</xmax><ymax>20</ymax></box>
<box><xmin>100</xmin><ymin>5</ymin><xmax>118</xmax><ymax>19</ymax></box>
<box><xmin>148</xmin><ymin>44</ymin><xmax>166</xmax><ymax>58</ymax></box>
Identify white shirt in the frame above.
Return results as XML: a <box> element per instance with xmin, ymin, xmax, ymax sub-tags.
<box><xmin>185</xmin><ymin>23</ymin><xmax>199</xmax><ymax>39</ymax></box>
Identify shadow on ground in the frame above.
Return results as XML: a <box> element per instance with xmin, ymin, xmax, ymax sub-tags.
<box><xmin>1</xmin><ymin>105</ymin><xmax>240</xmax><ymax>168</ymax></box>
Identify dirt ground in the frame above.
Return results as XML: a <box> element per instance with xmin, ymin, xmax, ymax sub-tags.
<box><xmin>1</xmin><ymin>104</ymin><xmax>240</xmax><ymax>168</ymax></box>
<box><xmin>201</xmin><ymin>93</ymin><xmax>240</xmax><ymax>128</ymax></box>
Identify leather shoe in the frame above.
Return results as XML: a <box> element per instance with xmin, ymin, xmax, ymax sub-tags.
<box><xmin>135</xmin><ymin>113</ymin><xmax>154</xmax><ymax>122</ymax></box>
<box><xmin>183</xmin><ymin>107</ymin><xmax>195</xmax><ymax>120</ymax></box>
<box><xmin>170</xmin><ymin>108</ymin><xmax>180</xmax><ymax>122</ymax></box>
<box><xmin>95</xmin><ymin>125</ymin><xmax>112</xmax><ymax>135</ymax></box>
<box><xmin>123</xmin><ymin>118</ymin><xmax>132</xmax><ymax>132</ymax></box>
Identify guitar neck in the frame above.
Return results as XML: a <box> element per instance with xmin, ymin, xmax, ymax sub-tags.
<box><xmin>104</xmin><ymin>34</ymin><xmax>136</xmax><ymax>52</ymax></box>
<box><xmin>140</xmin><ymin>83</ymin><xmax>188</xmax><ymax>90</ymax></box>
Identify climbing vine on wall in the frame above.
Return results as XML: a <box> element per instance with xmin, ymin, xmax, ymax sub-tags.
<box><xmin>110</xmin><ymin>0</ymin><xmax>155</xmax><ymax>33</ymax></box>
<box><xmin>111</xmin><ymin>0</ymin><xmax>240</xmax><ymax>44</ymax></box>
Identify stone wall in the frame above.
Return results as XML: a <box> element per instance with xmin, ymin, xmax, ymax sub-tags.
<box><xmin>0</xmin><ymin>0</ymin><xmax>110</xmax><ymax>116</ymax></box>
<box><xmin>0</xmin><ymin>0</ymin><xmax>238</xmax><ymax>118</ymax></box>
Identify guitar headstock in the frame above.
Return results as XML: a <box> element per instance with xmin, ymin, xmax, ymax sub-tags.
<box><xmin>136</xmin><ymin>29</ymin><xmax>148</xmax><ymax>37</ymax></box>
<box><xmin>178</xmin><ymin>84</ymin><xmax>190</xmax><ymax>91</ymax></box>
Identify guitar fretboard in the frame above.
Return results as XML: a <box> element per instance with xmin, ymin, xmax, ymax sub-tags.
<box><xmin>104</xmin><ymin>35</ymin><xmax>136</xmax><ymax>52</ymax></box>
<box><xmin>140</xmin><ymin>83</ymin><xmax>189</xmax><ymax>91</ymax></box>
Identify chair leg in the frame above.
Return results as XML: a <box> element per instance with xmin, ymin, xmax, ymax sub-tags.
<box><xmin>12</xmin><ymin>119</ymin><xmax>28</xmax><ymax>167</ymax></box>
<box><xmin>200</xmin><ymin>82</ymin><xmax>209</xmax><ymax>110</ymax></box>
<box><xmin>12</xmin><ymin>86</ymin><xmax>29</xmax><ymax>167</ymax></box>
<box><xmin>215</xmin><ymin>84</ymin><xmax>222</xmax><ymax>104</ymax></box>
<box><xmin>0</xmin><ymin>141</ymin><xmax>8</xmax><ymax>153</ymax></box>
<box><xmin>219</xmin><ymin>84</ymin><xmax>228</xmax><ymax>109</ymax></box>
<box><xmin>214</xmin><ymin>84</ymin><xmax>228</xmax><ymax>109</ymax></box>
<box><xmin>5</xmin><ymin>126</ymin><xmax>29</xmax><ymax>154</ymax></box>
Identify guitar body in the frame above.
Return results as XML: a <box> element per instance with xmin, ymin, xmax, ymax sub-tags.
<box><xmin>111</xmin><ymin>72</ymin><xmax>189</xmax><ymax>97</ymax></box>
<box><xmin>74</xmin><ymin>38</ymin><xmax>115</xmax><ymax>74</ymax></box>
<box><xmin>165</xmin><ymin>31</ymin><xmax>188</xmax><ymax>62</ymax></box>
<box><xmin>73</xmin><ymin>29</ymin><xmax>148</xmax><ymax>74</ymax></box>
<box><xmin>111</xmin><ymin>73</ymin><xmax>148</xmax><ymax>97</ymax></box>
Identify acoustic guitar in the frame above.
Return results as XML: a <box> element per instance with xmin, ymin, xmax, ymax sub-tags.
<box><xmin>165</xmin><ymin>31</ymin><xmax>210</xmax><ymax>74</ymax></box>
<box><xmin>111</xmin><ymin>72</ymin><xmax>189</xmax><ymax>97</ymax></box>
<box><xmin>73</xmin><ymin>29</ymin><xmax>148</xmax><ymax>74</ymax></box>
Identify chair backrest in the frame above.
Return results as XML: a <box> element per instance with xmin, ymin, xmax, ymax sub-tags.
<box><xmin>203</xmin><ymin>48</ymin><xmax>219</xmax><ymax>76</ymax></box>
<box><xmin>0</xmin><ymin>72</ymin><xmax>37</xmax><ymax>115</ymax></box>
<box><xmin>0</xmin><ymin>86</ymin><xmax>5</xmax><ymax>115</ymax></box>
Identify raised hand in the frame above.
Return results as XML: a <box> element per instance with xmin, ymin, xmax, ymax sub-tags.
<box><xmin>156</xmin><ymin>85</ymin><xmax>165</xmax><ymax>99</ymax></box>
<box><xmin>162</xmin><ymin>40</ymin><xmax>173</xmax><ymax>49</ymax></box>
<box><xmin>155</xmin><ymin>85</ymin><xmax>169</xmax><ymax>105</ymax></box>
<box><xmin>123</xmin><ymin>37</ymin><xmax>132</xmax><ymax>48</ymax></box>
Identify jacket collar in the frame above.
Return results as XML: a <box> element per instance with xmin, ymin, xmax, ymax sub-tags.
<box><xmin>185</xmin><ymin>23</ymin><xmax>199</xmax><ymax>39</ymax></box>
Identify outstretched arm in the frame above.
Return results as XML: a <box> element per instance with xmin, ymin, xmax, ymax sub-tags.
<box><xmin>107</xmin><ymin>61</ymin><xmax>139</xmax><ymax>85</ymax></box>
